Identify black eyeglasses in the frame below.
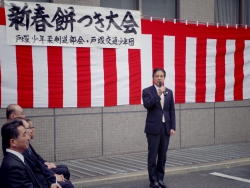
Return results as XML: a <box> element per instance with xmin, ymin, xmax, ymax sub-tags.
<box><xmin>25</xmin><ymin>127</ymin><xmax>35</xmax><ymax>130</ymax></box>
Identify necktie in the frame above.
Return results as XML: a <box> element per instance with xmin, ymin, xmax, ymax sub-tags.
<box><xmin>161</xmin><ymin>93</ymin><xmax>165</xmax><ymax>122</ymax></box>
<box><xmin>28</xmin><ymin>147</ymin><xmax>32</xmax><ymax>155</ymax></box>
<box><xmin>24</xmin><ymin>158</ymin><xmax>30</xmax><ymax>167</ymax></box>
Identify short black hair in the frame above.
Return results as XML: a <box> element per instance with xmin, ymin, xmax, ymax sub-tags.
<box><xmin>1</xmin><ymin>120</ymin><xmax>24</xmax><ymax>148</ymax></box>
<box><xmin>152</xmin><ymin>68</ymin><xmax>166</xmax><ymax>78</ymax></box>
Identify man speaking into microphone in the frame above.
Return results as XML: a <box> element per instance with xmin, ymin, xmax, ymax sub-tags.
<box><xmin>142</xmin><ymin>68</ymin><xmax>176</xmax><ymax>188</ymax></box>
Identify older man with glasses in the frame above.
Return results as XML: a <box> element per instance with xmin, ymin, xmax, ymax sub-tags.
<box><xmin>23</xmin><ymin>118</ymin><xmax>73</xmax><ymax>188</ymax></box>
<box><xmin>25</xmin><ymin>118</ymin><xmax>70</xmax><ymax>180</ymax></box>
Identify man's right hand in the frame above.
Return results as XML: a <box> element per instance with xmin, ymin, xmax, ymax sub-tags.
<box><xmin>50</xmin><ymin>183</ymin><xmax>62</xmax><ymax>188</ymax></box>
<box><xmin>158</xmin><ymin>86</ymin><xmax>166</xmax><ymax>96</ymax></box>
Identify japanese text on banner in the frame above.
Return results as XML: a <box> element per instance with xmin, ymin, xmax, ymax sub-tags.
<box><xmin>4</xmin><ymin>1</ymin><xmax>141</xmax><ymax>48</ymax></box>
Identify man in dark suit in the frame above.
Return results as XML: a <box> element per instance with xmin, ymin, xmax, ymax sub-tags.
<box><xmin>5</xmin><ymin>104</ymin><xmax>70</xmax><ymax>180</ymax></box>
<box><xmin>0</xmin><ymin>120</ymin><xmax>61</xmax><ymax>188</ymax></box>
<box><xmin>142</xmin><ymin>68</ymin><xmax>176</xmax><ymax>188</ymax></box>
<box><xmin>26</xmin><ymin>118</ymin><xmax>70</xmax><ymax>180</ymax></box>
<box><xmin>22</xmin><ymin>119</ymin><xmax>74</xmax><ymax>188</ymax></box>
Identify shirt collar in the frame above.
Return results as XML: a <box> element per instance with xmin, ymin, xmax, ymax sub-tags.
<box><xmin>6</xmin><ymin>148</ymin><xmax>25</xmax><ymax>163</ymax></box>
<box><xmin>154</xmin><ymin>84</ymin><xmax>160</xmax><ymax>91</ymax></box>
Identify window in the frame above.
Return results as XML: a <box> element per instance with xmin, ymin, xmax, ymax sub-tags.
<box><xmin>101</xmin><ymin>0</ymin><xmax>178</xmax><ymax>20</ymax></box>
<box><xmin>1</xmin><ymin>0</ymin><xmax>50</xmax><ymax>7</ymax></box>
<box><xmin>142</xmin><ymin>0</ymin><xmax>177</xmax><ymax>19</ymax></box>
<box><xmin>242</xmin><ymin>0</ymin><xmax>250</xmax><ymax>25</ymax></box>
<box><xmin>8</xmin><ymin>0</ymin><xmax>50</xmax><ymax>2</ymax></box>
<box><xmin>214</xmin><ymin>0</ymin><xmax>239</xmax><ymax>25</ymax></box>
<box><xmin>100</xmin><ymin>0</ymin><xmax>138</xmax><ymax>10</ymax></box>
<box><xmin>215</xmin><ymin>0</ymin><xmax>250</xmax><ymax>26</ymax></box>
<box><xmin>25</xmin><ymin>0</ymin><xmax>50</xmax><ymax>2</ymax></box>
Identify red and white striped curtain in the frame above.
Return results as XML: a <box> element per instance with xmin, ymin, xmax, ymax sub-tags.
<box><xmin>0</xmin><ymin>8</ymin><xmax>250</xmax><ymax>108</ymax></box>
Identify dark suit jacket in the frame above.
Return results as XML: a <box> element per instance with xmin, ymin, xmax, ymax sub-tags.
<box><xmin>2</xmin><ymin>139</ymin><xmax>7</xmax><ymax>156</ymax></box>
<box><xmin>29</xmin><ymin>144</ymin><xmax>47</xmax><ymax>163</ymax></box>
<box><xmin>23</xmin><ymin>144</ymin><xmax>56</xmax><ymax>188</ymax></box>
<box><xmin>142</xmin><ymin>85</ymin><xmax>175</xmax><ymax>135</ymax></box>
<box><xmin>29</xmin><ymin>145</ymin><xmax>70</xmax><ymax>180</ymax></box>
<box><xmin>0</xmin><ymin>152</ymin><xmax>41</xmax><ymax>188</ymax></box>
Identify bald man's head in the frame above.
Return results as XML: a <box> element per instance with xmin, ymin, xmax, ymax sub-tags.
<box><xmin>6</xmin><ymin>104</ymin><xmax>25</xmax><ymax>122</ymax></box>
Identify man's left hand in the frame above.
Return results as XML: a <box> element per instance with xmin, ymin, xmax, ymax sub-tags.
<box><xmin>51</xmin><ymin>183</ymin><xmax>62</xmax><ymax>188</ymax></box>
<box><xmin>55</xmin><ymin>174</ymin><xmax>66</xmax><ymax>182</ymax></box>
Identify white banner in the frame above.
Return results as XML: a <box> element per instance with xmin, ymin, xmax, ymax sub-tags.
<box><xmin>4</xmin><ymin>1</ymin><xmax>141</xmax><ymax>48</ymax></box>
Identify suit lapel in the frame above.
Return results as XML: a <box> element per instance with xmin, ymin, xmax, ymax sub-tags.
<box><xmin>163</xmin><ymin>89</ymin><xmax>171</xmax><ymax>109</ymax></box>
<box><xmin>150</xmin><ymin>85</ymin><xmax>162</xmax><ymax>108</ymax></box>
<box><xmin>29</xmin><ymin>144</ymin><xmax>37</xmax><ymax>155</ymax></box>
<box><xmin>6</xmin><ymin>152</ymin><xmax>26</xmax><ymax>167</ymax></box>
<box><xmin>6</xmin><ymin>152</ymin><xmax>42</xmax><ymax>188</ymax></box>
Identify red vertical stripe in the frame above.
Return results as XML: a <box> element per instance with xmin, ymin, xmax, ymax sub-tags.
<box><xmin>47</xmin><ymin>46</ymin><xmax>63</xmax><ymax>108</ymax></box>
<box><xmin>76</xmin><ymin>47</ymin><xmax>91</xmax><ymax>107</ymax></box>
<box><xmin>129</xmin><ymin>49</ymin><xmax>141</xmax><ymax>104</ymax></box>
<box><xmin>0</xmin><ymin>8</ymin><xmax>6</xmax><ymax>25</ymax></box>
<box><xmin>195</xmin><ymin>38</ymin><xmax>207</xmax><ymax>102</ymax></box>
<box><xmin>16</xmin><ymin>46</ymin><xmax>33</xmax><ymax>107</ymax></box>
<box><xmin>0</xmin><ymin>64</ymin><xmax>1</xmax><ymax>107</ymax></box>
<box><xmin>103</xmin><ymin>48</ymin><xmax>117</xmax><ymax>106</ymax></box>
<box><xmin>152</xmin><ymin>22</ymin><xmax>164</xmax><ymax>70</ymax></box>
<box><xmin>234</xmin><ymin>40</ymin><xmax>244</xmax><ymax>100</ymax></box>
<box><xmin>141</xmin><ymin>19</ymin><xmax>151</xmax><ymax>34</ymax></box>
<box><xmin>152</xmin><ymin>35</ymin><xmax>164</xmax><ymax>70</ymax></box>
<box><xmin>215</xmin><ymin>39</ymin><xmax>226</xmax><ymax>102</ymax></box>
<box><xmin>175</xmin><ymin>36</ymin><xmax>186</xmax><ymax>103</ymax></box>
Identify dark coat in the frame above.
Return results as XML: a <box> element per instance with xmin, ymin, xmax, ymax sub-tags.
<box><xmin>23</xmin><ymin>145</ymin><xmax>55</xmax><ymax>188</ymax></box>
<box><xmin>142</xmin><ymin>85</ymin><xmax>176</xmax><ymax>135</ymax></box>
<box><xmin>23</xmin><ymin>144</ymin><xmax>74</xmax><ymax>188</ymax></box>
<box><xmin>0</xmin><ymin>152</ymin><xmax>41</xmax><ymax>188</ymax></box>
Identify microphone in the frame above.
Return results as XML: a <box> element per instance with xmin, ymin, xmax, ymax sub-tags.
<box><xmin>159</xmin><ymin>81</ymin><xmax>167</xmax><ymax>95</ymax></box>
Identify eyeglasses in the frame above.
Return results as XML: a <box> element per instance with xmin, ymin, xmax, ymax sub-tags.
<box><xmin>25</xmin><ymin>127</ymin><xmax>35</xmax><ymax>130</ymax></box>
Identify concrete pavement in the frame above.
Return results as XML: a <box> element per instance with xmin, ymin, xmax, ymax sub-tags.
<box><xmin>56</xmin><ymin>142</ymin><xmax>250</xmax><ymax>188</ymax></box>
<box><xmin>86</xmin><ymin>165</ymin><xmax>250</xmax><ymax>188</ymax></box>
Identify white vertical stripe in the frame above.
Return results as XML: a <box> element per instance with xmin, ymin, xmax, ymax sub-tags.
<box><xmin>90</xmin><ymin>48</ymin><xmax>104</xmax><ymax>107</ymax></box>
<box><xmin>0</xmin><ymin>26</ymin><xmax>17</xmax><ymax>107</ymax></box>
<box><xmin>225</xmin><ymin>40</ymin><xmax>235</xmax><ymax>101</ymax></box>
<box><xmin>63</xmin><ymin>47</ymin><xmax>77</xmax><ymax>107</ymax></box>
<box><xmin>185</xmin><ymin>37</ymin><xmax>197</xmax><ymax>102</ymax></box>
<box><xmin>116</xmin><ymin>48</ymin><xmax>129</xmax><ymax>105</ymax></box>
<box><xmin>141</xmin><ymin>34</ymin><xmax>153</xmax><ymax>101</ymax></box>
<box><xmin>33</xmin><ymin>46</ymin><xmax>48</xmax><ymax>107</ymax></box>
<box><xmin>206</xmin><ymin>39</ymin><xmax>217</xmax><ymax>102</ymax></box>
<box><xmin>243</xmin><ymin>40</ymin><xmax>250</xmax><ymax>99</ymax></box>
<box><xmin>164</xmin><ymin>36</ymin><xmax>175</xmax><ymax>100</ymax></box>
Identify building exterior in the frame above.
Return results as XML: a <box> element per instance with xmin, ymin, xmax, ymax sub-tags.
<box><xmin>0</xmin><ymin>0</ymin><xmax>249</xmax><ymax>162</ymax></box>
